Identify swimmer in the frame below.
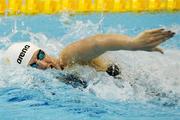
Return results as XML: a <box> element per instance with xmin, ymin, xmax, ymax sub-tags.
<box><xmin>3</xmin><ymin>28</ymin><xmax>175</xmax><ymax>77</ymax></box>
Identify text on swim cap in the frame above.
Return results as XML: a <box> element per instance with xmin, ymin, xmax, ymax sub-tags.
<box><xmin>17</xmin><ymin>45</ymin><xmax>30</xmax><ymax>64</ymax></box>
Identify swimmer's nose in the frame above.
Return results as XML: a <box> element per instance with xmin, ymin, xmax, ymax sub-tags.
<box><xmin>106</xmin><ymin>64</ymin><xmax>121</xmax><ymax>77</ymax></box>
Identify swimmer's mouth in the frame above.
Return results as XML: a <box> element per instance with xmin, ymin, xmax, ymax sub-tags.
<box><xmin>49</xmin><ymin>65</ymin><xmax>57</xmax><ymax>69</ymax></box>
<box><xmin>50</xmin><ymin>65</ymin><xmax>54</xmax><ymax>69</ymax></box>
<box><xmin>49</xmin><ymin>64</ymin><xmax>60</xmax><ymax>70</ymax></box>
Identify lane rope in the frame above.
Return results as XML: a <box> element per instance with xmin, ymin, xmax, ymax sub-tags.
<box><xmin>0</xmin><ymin>0</ymin><xmax>179</xmax><ymax>15</ymax></box>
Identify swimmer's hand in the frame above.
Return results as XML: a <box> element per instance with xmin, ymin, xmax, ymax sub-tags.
<box><xmin>132</xmin><ymin>29</ymin><xmax>175</xmax><ymax>54</ymax></box>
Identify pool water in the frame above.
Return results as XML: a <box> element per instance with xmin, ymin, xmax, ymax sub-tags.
<box><xmin>0</xmin><ymin>13</ymin><xmax>180</xmax><ymax>120</ymax></box>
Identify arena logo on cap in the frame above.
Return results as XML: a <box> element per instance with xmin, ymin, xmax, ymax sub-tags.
<box><xmin>17</xmin><ymin>45</ymin><xmax>30</xmax><ymax>64</ymax></box>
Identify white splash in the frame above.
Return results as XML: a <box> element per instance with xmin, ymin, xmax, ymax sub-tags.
<box><xmin>0</xmin><ymin>14</ymin><xmax>179</xmax><ymax>106</ymax></box>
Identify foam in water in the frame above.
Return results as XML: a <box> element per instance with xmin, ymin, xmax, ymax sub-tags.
<box><xmin>0</xmin><ymin>14</ymin><xmax>180</xmax><ymax>107</ymax></box>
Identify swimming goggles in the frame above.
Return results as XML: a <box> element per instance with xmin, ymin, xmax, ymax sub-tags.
<box><xmin>30</xmin><ymin>49</ymin><xmax>45</xmax><ymax>68</ymax></box>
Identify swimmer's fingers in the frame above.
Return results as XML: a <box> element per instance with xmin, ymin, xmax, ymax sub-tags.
<box><xmin>132</xmin><ymin>29</ymin><xmax>175</xmax><ymax>50</ymax></box>
<box><xmin>151</xmin><ymin>47</ymin><xmax>164</xmax><ymax>54</ymax></box>
<box><xmin>153</xmin><ymin>30</ymin><xmax>175</xmax><ymax>37</ymax></box>
<box><xmin>145</xmin><ymin>32</ymin><xmax>174</xmax><ymax>48</ymax></box>
<box><xmin>146</xmin><ymin>30</ymin><xmax>175</xmax><ymax>44</ymax></box>
<box><xmin>140</xmin><ymin>30</ymin><xmax>175</xmax><ymax>50</ymax></box>
<box><xmin>145</xmin><ymin>47</ymin><xmax>164</xmax><ymax>54</ymax></box>
<box><xmin>147</xmin><ymin>28</ymin><xmax>164</xmax><ymax>35</ymax></box>
<box><xmin>145</xmin><ymin>28</ymin><xmax>172</xmax><ymax>36</ymax></box>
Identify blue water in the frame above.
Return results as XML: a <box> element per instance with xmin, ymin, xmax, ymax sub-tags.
<box><xmin>0</xmin><ymin>13</ymin><xmax>180</xmax><ymax>120</ymax></box>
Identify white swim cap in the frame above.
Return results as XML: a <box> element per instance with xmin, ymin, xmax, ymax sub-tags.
<box><xmin>3</xmin><ymin>42</ymin><xmax>40</xmax><ymax>66</ymax></box>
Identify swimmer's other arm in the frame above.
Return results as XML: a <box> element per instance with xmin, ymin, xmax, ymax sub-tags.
<box><xmin>59</xmin><ymin>29</ymin><xmax>175</xmax><ymax>67</ymax></box>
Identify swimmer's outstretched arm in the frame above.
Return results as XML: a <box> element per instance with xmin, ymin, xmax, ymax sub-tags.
<box><xmin>59</xmin><ymin>29</ymin><xmax>175</xmax><ymax>67</ymax></box>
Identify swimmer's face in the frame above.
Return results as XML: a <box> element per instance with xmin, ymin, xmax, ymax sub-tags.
<box><xmin>28</xmin><ymin>49</ymin><xmax>60</xmax><ymax>70</ymax></box>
